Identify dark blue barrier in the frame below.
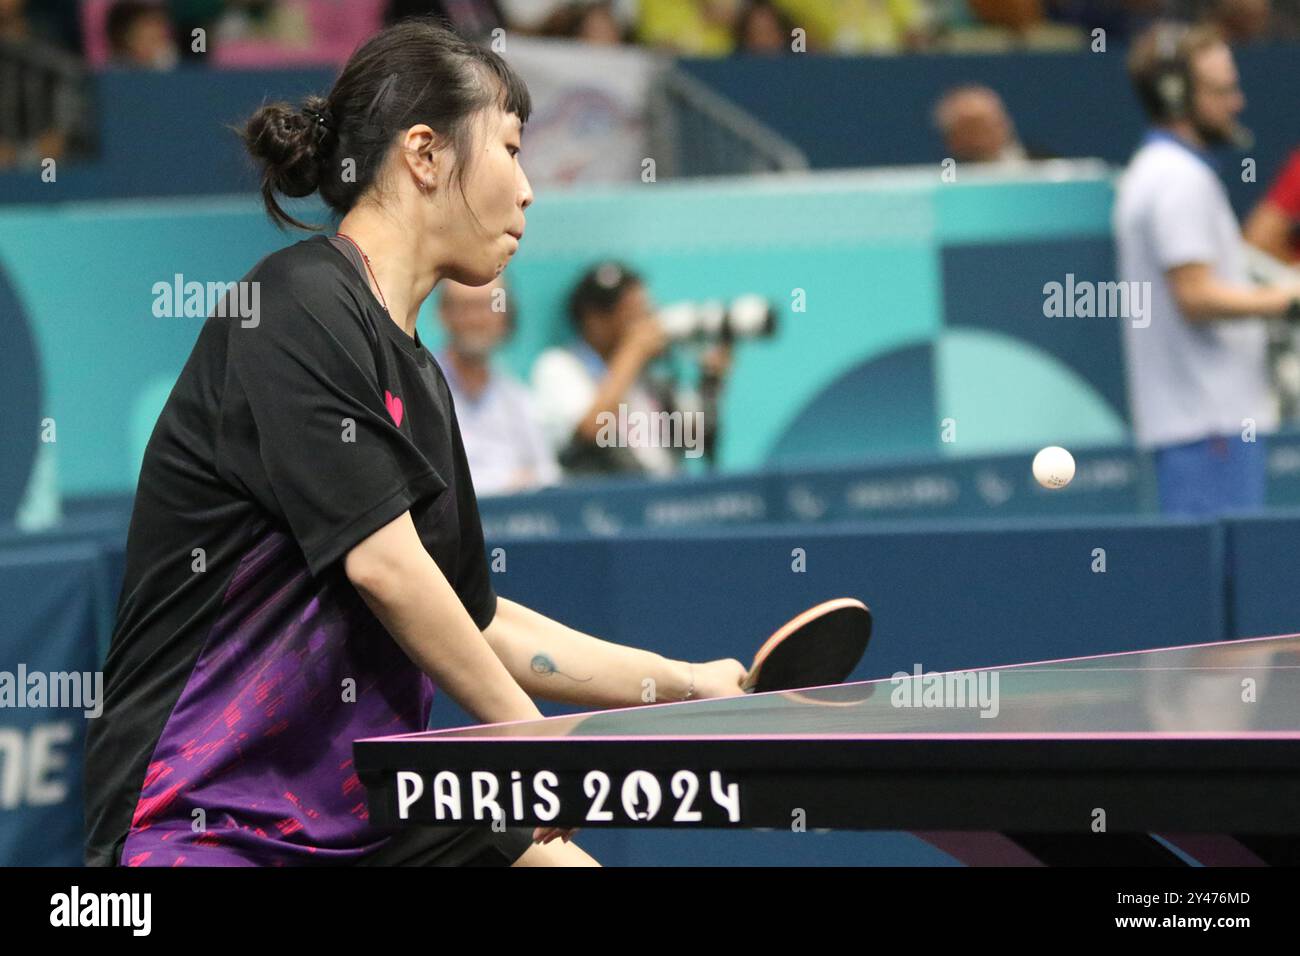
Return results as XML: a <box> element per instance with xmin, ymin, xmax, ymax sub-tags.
<box><xmin>35</xmin><ymin>426</ymin><xmax>1300</xmax><ymax>548</ymax></box>
<box><xmin>0</xmin><ymin>67</ymin><xmax>334</xmax><ymax>205</ymax></box>
<box><xmin>0</xmin><ymin>511</ymin><xmax>130</xmax><ymax>663</ymax></box>
<box><xmin>769</xmin><ymin>444</ymin><xmax>1154</xmax><ymax>522</ymax></box>
<box><xmin>475</xmin><ymin>442</ymin><xmax>1155</xmax><ymax>537</ymax></box>
<box><xmin>1267</xmin><ymin>438</ymin><xmax>1300</xmax><ymax>508</ymax></box>
<box><xmin>478</xmin><ymin>429</ymin><xmax>1300</xmax><ymax>538</ymax></box>
<box><xmin>680</xmin><ymin>43</ymin><xmax>1300</xmax><ymax>219</ymax></box>
<box><xmin>479</xmin><ymin>471</ymin><xmax>780</xmax><ymax>541</ymax></box>
<box><xmin>486</xmin><ymin>518</ymin><xmax>1222</xmax><ymax>686</ymax></box>
<box><xmin>1224</xmin><ymin>510</ymin><xmax>1300</xmax><ymax>640</ymax></box>
<box><xmin>0</xmin><ymin>542</ymin><xmax>112</xmax><ymax>866</ymax></box>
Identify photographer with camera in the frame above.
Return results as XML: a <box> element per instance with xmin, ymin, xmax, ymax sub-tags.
<box><xmin>532</xmin><ymin>261</ymin><xmax>733</xmax><ymax>478</ymax></box>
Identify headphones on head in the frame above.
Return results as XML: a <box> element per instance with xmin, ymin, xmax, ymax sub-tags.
<box><xmin>1137</xmin><ymin>22</ymin><xmax>1194</xmax><ymax>121</ymax></box>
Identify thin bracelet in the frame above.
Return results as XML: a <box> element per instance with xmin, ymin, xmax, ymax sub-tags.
<box><xmin>684</xmin><ymin>663</ymin><xmax>695</xmax><ymax>701</ymax></box>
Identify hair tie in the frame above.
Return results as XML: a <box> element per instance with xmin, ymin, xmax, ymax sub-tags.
<box><xmin>302</xmin><ymin>105</ymin><xmax>336</xmax><ymax>152</ymax></box>
<box><xmin>302</xmin><ymin>106</ymin><xmax>329</xmax><ymax>128</ymax></box>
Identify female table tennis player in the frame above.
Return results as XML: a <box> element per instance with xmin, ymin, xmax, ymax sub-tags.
<box><xmin>84</xmin><ymin>19</ymin><xmax>746</xmax><ymax>868</ymax></box>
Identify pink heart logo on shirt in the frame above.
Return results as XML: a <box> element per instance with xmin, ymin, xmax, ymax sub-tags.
<box><xmin>384</xmin><ymin>390</ymin><xmax>404</xmax><ymax>428</ymax></box>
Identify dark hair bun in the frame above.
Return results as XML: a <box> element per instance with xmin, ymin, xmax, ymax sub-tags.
<box><xmin>243</xmin><ymin>97</ymin><xmax>330</xmax><ymax>200</ymax></box>
<box><xmin>238</xmin><ymin>19</ymin><xmax>532</xmax><ymax>231</ymax></box>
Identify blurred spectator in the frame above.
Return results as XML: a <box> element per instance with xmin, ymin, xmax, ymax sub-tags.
<box><xmin>533</xmin><ymin>262</ymin><xmax>729</xmax><ymax>477</ymax></box>
<box><xmin>386</xmin><ymin>0</ymin><xmax>507</xmax><ymax>37</ymax></box>
<box><xmin>1266</xmin><ymin>0</ymin><xmax>1300</xmax><ymax>36</ymax></box>
<box><xmin>0</xmin><ymin>0</ymin><xmax>20</xmax><ymax>41</ymax></box>
<box><xmin>106</xmin><ymin>1</ymin><xmax>177</xmax><ymax>68</ymax></box>
<box><xmin>735</xmin><ymin>0</ymin><xmax>798</xmax><ymax>52</ymax></box>
<box><xmin>198</xmin><ymin>1</ymin><xmax>387</xmax><ymax>68</ymax></box>
<box><xmin>1042</xmin><ymin>0</ymin><xmax>1166</xmax><ymax>43</ymax></box>
<box><xmin>773</xmin><ymin>0</ymin><xmax>935</xmax><ymax>52</ymax></box>
<box><xmin>1210</xmin><ymin>0</ymin><xmax>1275</xmax><ymax>41</ymax></box>
<box><xmin>1</xmin><ymin>0</ymin><xmax>76</xmax><ymax>48</ymax></box>
<box><xmin>500</xmin><ymin>0</ymin><xmax>637</xmax><ymax>31</ymax></box>
<box><xmin>1115</xmin><ymin>21</ymin><xmax>1300</xmax><ymax>516</ymax></box>
<box><xmin>1</xmin><ymin>0</ymin><xmax>27</xmax><ymax>41</ymax></box>
<box><xmin>165</xmin><ymin>1</ymin><xmax>221</xmax><ymax>62</ymax></box>
<box><xmin>0</xmin><ymin>0</ymin><xmax>83</xmax><ymax>169</ymax></box>
<box><xmin>638</xmin><ymin>0</ymin><xmax>739</xmax><ymax>55</ymax></box>
<box><xmin>212</xmin><ymin>0</ymin><xmax>310</xmax><ymax>45</ymax></box>
<box><xmin>932</xmin><ymin>85</ymin><xmax>1033</xmax><ymax>163</ymax></box>
<box><xmin>967</xmin><ymin>0</ymin><xmax>1045</xmax><ymax>33</ymax></box>
<box><xmin>537</xmin><ymin>0</ymin><xmax>626</xmax><ymax>42</ymax></box>
<box><xmin>960</xmin><ymin>1</ymin><xmax>1300</xmax><ymax>46</ymax></box>
<box><xmin>435</xmin><ymin>278</ymin><xmax>560</xmax><ymax>495</ymax></box>
<box><xmin>1244</xmin><ymin>147</ymin><xmax>1300</xmax><ymax>264</ymax></box>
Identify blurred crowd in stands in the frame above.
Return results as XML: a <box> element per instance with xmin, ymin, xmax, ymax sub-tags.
<box><xmin>4</xmin><ymin>3</ymin><xmax>1300</xmax><ymax>499</ymax></box>
<box><xmin>1</xmin><ymin>0</ymin><xmax>1294</xmax><ymax>171</ymax></box>
<box><xmin>4</xmin><ymin>0</ymin><xmax>1300</xmax><ymax>70</ymax></box>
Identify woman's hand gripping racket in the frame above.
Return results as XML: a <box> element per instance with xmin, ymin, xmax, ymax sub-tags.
<box><xmin>742</xmin><ymin>597</ymin><xmax>872</xmax><ymax>693</ymax></box>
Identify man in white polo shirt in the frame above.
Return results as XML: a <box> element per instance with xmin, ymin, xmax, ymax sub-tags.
<box><xmin>1115</xmin><ymin>21</ymin><xmax>1300</xmax><ymax>515</ymax></box>
<box><xmin>435</xmin><ymin>278</ymin><xmax>559</xmax><ymax>496</ymax></box>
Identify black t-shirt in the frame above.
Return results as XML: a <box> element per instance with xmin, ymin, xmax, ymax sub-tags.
<box><xmin>85</xmin><ymin>235</ymin><xmax>496</xmax><ymax>866</ymax></box>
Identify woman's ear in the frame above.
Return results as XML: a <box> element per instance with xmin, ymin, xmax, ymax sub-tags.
<box><xmin>401</xmin><ymin>124</ymin><xmax>441</xmax><ymax>191</ymax></box>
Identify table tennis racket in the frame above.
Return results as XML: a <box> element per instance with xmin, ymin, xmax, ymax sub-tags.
<box><xmin>742</xmin><ymin>597</ymin><xmax>872</xmax><ymax>693</ymax></box>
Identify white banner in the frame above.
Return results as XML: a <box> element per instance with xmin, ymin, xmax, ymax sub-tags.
<box><xmin>502</xmin><ymin>37</ymin><xmax>663</xmax><ymax>186</ymax></box>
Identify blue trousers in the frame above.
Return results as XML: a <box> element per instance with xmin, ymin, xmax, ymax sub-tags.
<box><xmin>1153</xmin><ymin>435</ymin><xmax>1268</xmax><ymax>517</ymax></box>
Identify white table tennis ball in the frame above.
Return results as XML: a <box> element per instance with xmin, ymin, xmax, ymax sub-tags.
<box><xmin>1032</xmin><ymin>446</ymin><xmax>1075</xmax><ymax>489</ymax></box>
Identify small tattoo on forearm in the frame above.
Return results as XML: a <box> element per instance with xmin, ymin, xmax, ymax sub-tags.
<box><xmin>530</xmin><ymin>654</ymin><xmax>591</xmax><ymax>683</ymax></box>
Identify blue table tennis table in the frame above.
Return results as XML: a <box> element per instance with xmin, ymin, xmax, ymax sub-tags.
<box><xmin>355</xmin><ymin>634</ymin><xmax>1300</xmax><ymax>865</ymax></box>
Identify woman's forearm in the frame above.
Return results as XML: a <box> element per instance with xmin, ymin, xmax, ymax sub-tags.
<box><xmin>347</xmin><ymin>513</ymin><xmax>542</xmax><ymax>725</ymax></box>
<box><xmin>484</xmin><ymin>597</ymin><xmax>693</xmax><ymax>707</ymax></box>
